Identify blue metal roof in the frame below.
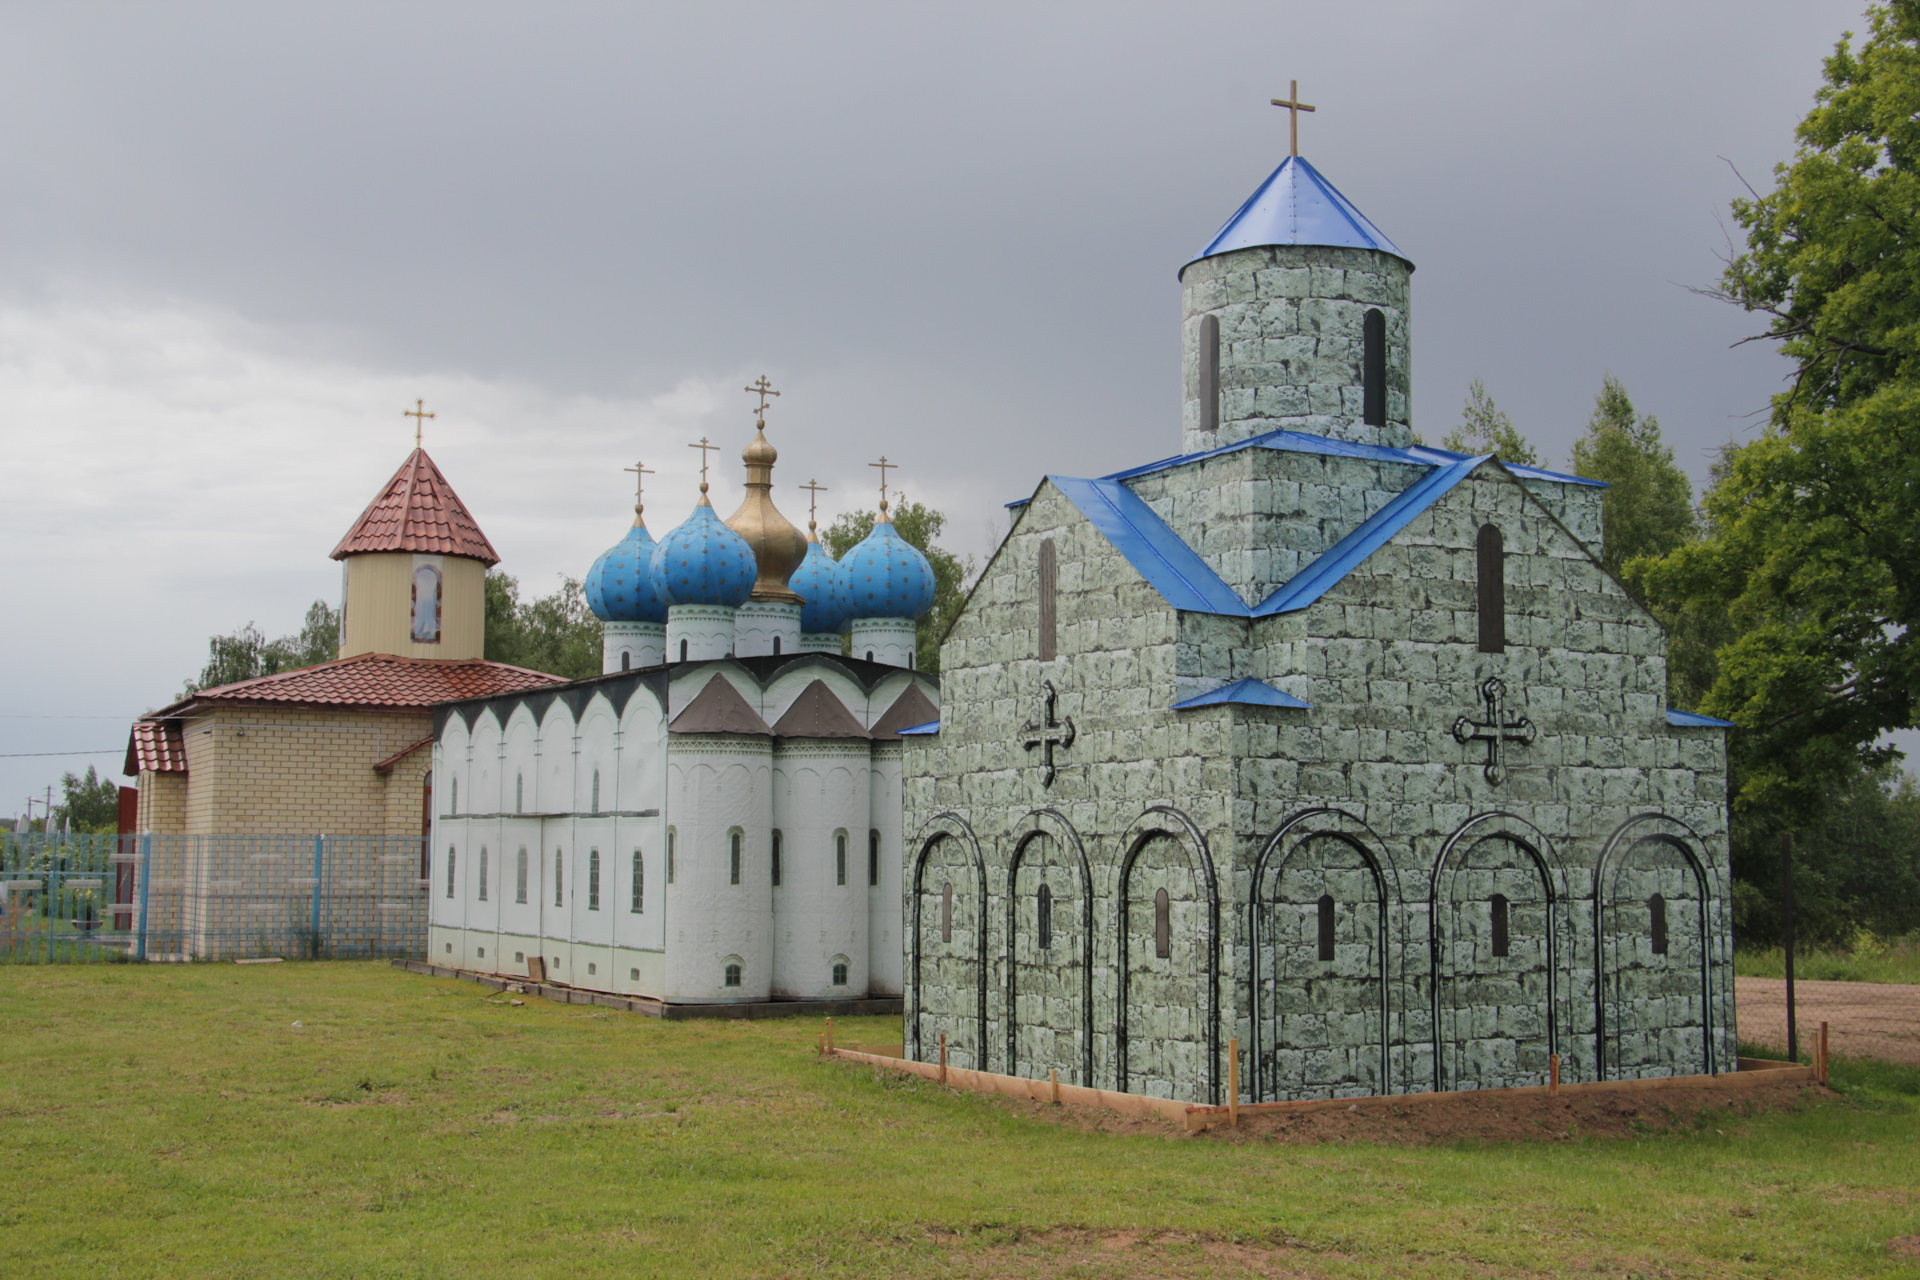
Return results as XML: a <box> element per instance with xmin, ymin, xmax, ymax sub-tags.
<box><xmin>1049</xmin><ymin>476</ymin><xmax>1249</xmax><ymax>616</ymax></box>
<box><xmin>1666</xmin><ymin>708</ymin><xmax>1735</xmax><ymax>729</ymax></box>
<box><xmin>1170</xmin><ymin>678</ymin><xmax>1311</xmax><ymax>711</ymax></box>
<box><xmin>1184</xmin><ymin>155</ymin><xmax>1407</xmax><ymax>276</ymax></box>
<box><xmin>896</xmin><ymin>720</ymin><xmax>940</xmax><ymax>736</ymax></box>
<box><xmin>1252</xmin><ymin>455</ymin><xmax>1488</xmax><ymax>617</ymax></box>
<box><xmin>1100</xmin><ymin>427</ymin><xmax>1604</xmax><ymax>490</ymax></box>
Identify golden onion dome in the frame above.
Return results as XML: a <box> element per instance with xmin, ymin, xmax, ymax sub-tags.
<box><xmin>724</xmin><ymin>423</ymin><xmax>809</xmax><ymax>604</ymax></box>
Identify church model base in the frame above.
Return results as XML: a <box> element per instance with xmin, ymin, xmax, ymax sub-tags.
<box><xmin>397</xmin><ymin>959</ymin><xmax>903</xmax><ymax>1019</ymax></box>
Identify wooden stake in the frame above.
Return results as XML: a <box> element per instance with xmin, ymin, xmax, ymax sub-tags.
<box><xmin>826</xmin><ymin>1015</ymin><xmax>833</xmax><ymax>1054</ymax></box>
<box><xmin>1818</xmin><ymin>1021</ymin><xmax>1830</xmax><ymax>1085</ymax></box>
<box><xmin>939</xmin><ymin>1033</ymin><xmax>948</xmax><ymax>1085</ymax></box>
<box><xmin>1549</xmin><ymin>1054</ymin><xmax>1561</xmax><ymax>1096</ymax></box>
<box><xmin>1228</xmin><ymin>1037</ymin><xmax>1241</xmax><ymax>1128</ymax></box>
<box><xmin>1049</xmin><ymin>1068</ymin><xmax>1060</xmax><ymax>1105</ymax></box>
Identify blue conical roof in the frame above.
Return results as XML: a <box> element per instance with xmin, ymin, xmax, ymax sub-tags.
<box><xmin>1183</xmin><ymin>155</ymin><xmax>1407</xmax><ymax>276</ymax></box>
<box><xmin>585</xmin><ymin>522</ymin><xmax>668</xmax><ymax>623</ymax></box>
<box><xmin>649</xmin><ymin>501</ymin><xmax>756</xmax><ymax>608</ymax></box>
<box><xmin>789</xmin><ymin>540</ymin><xmax>850</xmax><ymax>634</ymax></box>
<box><xmin>841</xmin><ymin>517</ymin><xmax>935</xmax><ymax>621</ymax></box>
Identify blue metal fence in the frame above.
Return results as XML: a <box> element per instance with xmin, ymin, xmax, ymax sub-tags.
<box><xmin>0</xmin><ymin>832</ymin><xmax>428</xmax><ymax>963</ymax></box>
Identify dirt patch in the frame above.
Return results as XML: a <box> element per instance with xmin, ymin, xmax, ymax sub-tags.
<box><xmin>933</xmin><ymin>1227</ymin><xmax>1328</xmax><ymax>1279</ymax></box>
<box><xmin>1889</xmin><ymin>1235</ymin><xmax>1920</xmax><ymax>1260</ymax></box>
<box><xmin>1737</xmin><ymin>977</ymin><xmax>1920</xmax><ymax>1065</ymax></box>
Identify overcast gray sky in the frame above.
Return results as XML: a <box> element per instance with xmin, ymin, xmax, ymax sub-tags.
<box><xmin>0</xmin><ymin>1</ymin><xmax>1871</xmax><ymax>813</ymax></box>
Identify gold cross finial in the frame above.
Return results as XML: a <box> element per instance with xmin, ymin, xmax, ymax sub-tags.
<box><xmin>1270</xmin><ymin>80</ymin><xmax>1316</xmax><ymax>158</ymax></box>
<box><xmin>800</xmin><ymin>478</ymin><xmax>828</xmax><ymax>535</ymax></box>
<box><xmin>869</xmin><ymin>455</ymin><xmax>896</xmax><ymax>517</ymax></box>
<box><xmin>688</xmin><ymin>437</ymin><xmax>718</xmax><ymax>496</ymax></box>
<box><xmin>404</xmin><ymin>398</ymin><xmax>436</xmax><ymax>447</ymax></box>
<box><xmin>744</xmin><ymin>375</ymin><xmax>780</xmax><ymax>423</ymax></box>
<box><xmin>623</xmin><ymin>460</ymin><xmax>656</xmax><ymax>521</ymax></box>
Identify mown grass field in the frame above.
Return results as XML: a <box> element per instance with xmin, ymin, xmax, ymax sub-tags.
<box><xmin>1736</xmin><ymin>938</ymin><xmax>1920</xmax><ymax>985</ymax></box>
<box><xmin>2</xmin><ymin>962</ymin><xmax>1916</xmax><ymax>1278</ymax></box>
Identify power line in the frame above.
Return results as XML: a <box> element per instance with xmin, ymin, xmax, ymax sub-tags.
<box><xmin>0</xmin><ymin>750</ymin><xmax>124</xmax><ymax>758</ymax></box>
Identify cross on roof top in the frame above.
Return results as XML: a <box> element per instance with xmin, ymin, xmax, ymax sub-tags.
<box><xmin>404</xmin><ymin>398</ymin><xmax>435</xmax><ymax>447</ymax></box>
<box><xmin>1270</xmin><ymin>79</ymin><xmax>1316</xmax><ymax>158</ymax></box>
<box><xmin>869</xmin><ymin>455</ymin><xmax>896</xmax><ymax>516</ymax></box>
<box><xmin>688</xmin><ymin>437</ymin><xmax>718</xmax><ymax>497</ymax></box>
<box><xmin>800</xmin><ymin>478</ymin><xmax>827</xmax><ymax>534</ymax></box>
<box><xmin>745</xmin><ymin>375</ymin><xmax>780</xmax><ymax>422</ymax></box>
<box><xmin>623</xmin><ymin>460</ymin><xmax>655</xmax><ymax>521</ymax></box>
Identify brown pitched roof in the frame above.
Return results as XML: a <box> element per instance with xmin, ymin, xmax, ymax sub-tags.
<box><xmin>125</xmin><ymin>720</ymin><xmax>187</xmax><ymax>775</ymax></box>
<box><xmin>870</xmin><ymin>682</ymin><xmax>940</xmax><ymax>741</ymax></box>
<box><xmin>770</xmin><ymin>680</ymin><xmax>869</xmax><ymax>739</ymax></box>
<box><xmin>372</xmin><ymin>736</ymin><xmax>434</xmax><ymax>775</ymax></box>
<box><xmin>669</xmin><ymin>675</ymin><xmax>772</xmax><ymax>735</ymax></box>
<box><xmin>330</xmin><ymin>448</ymin><xmax>500</xmax><ymax>565</ymax></box>
<box><xmin>145</xmin><ymin>653</ymin><xmax>564</xmax><ymax>718</ymax></box>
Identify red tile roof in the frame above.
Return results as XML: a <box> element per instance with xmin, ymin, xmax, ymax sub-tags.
<box><xmin>147</xmin><ymin>653</ymin><xmax>565</xmax><ymax>717</ymax></box>
<box><xmin>125</xmin><ymin>720</ymin><xmax>187</xmax><ymax>776</ymax></box>
<box><xmin>330</xmin><ymin>448</ymin><xmax>500</xmax><ymax>565</ymax></box>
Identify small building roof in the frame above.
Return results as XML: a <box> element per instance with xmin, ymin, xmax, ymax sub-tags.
<box><xmin>870</xmin><ymin>683</ymin><xmax>941</xmax><ymax>741</ymax></box>
<box><xmin>1184</xmin><ymin>155</ymin><xmax>1407</xmax><ymax>276</ymax></box>
<box><xmin>142</xmin><ymin>653</ymin><xmax>564</xmax><ymax>720</ymax></box>
<box><xmin>331</xmin><ymin>448</ymin><xmax>500</xmax><ymax>565</ymax></box>
<box><xmin>1170</xmin><ymin>678</ymin><xmax>1311</xmax><ymax>711</ymax></box>
<box><xmin>770</xmin><ymin>680</ymin><xmax>870</xmax><ymax>739</ymax></box>
<box><xmin>669</xmin><ymin>675</ymin><xmax>773</xmax><ymax>736</ymax></box>
<box><xmin>125</xmin><ymin>720</ymin><xmax>187</xmax><ymax>775</ymax></box>
<box><xmin>1666</xmin><ymin>708</ymin><xmax>1735</xmax><ymax>729</ymax></box>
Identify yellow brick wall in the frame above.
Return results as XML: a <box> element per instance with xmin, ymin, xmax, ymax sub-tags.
<box><xmin>174</xmin><ymin>705</ymin><xmax>434</xmax><ymax>836</ymax></box>
<box><xmin>136</xmin><ymin>770</ymin><xmax>187</xmax><ymax>834</ymax></box>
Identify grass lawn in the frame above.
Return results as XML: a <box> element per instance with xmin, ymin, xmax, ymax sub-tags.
<box><xmin>1736</xmin><ymin>939</ymin><xmax>1920</xmax><ymax>985</ymax></box>
<box><xmin>3</xmin><ymin>962</ymin><xmax>1917</xmax><ymax>1278</ymax></box>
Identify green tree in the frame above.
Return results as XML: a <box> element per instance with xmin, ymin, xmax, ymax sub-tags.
<box><xmin>1441</xmin><ymin>378</ymin><xmax>1539</xmax><ymax>465</ymax></box>
<box><xmin>1572</xmin><ymin>376</ymin><xmax>1697</xmax><ymax>584</ymax></box>
<box><xmin>54</xmin><ymin>765</ymin><xmax>121</xmax><ymax>834</ymax></box>
<box><xmin>180</xmin><ymin>600</ymin><xmax>339</xmax><ymax>696</ymax></box>
<box><xmin>1637</xmin><ymin>2</ymin><xmax>1920</xmax><ymax>822</ymax></box>
<box><xmin>484</xmin><ymin>571</ymin><xmax>603</xmax><ymax>680</ymax></box>
<box><xmin>821</xmin><ymin>499</ymin><xmax>973</xmax><ymax>674</ymax></box>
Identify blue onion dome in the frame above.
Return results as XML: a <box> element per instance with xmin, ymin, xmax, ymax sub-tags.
<box><xmin>649</xmin><ymin>499</ymin><xmax>756</xmax><ymax>607</ymax></box>
<box><xmin>585</xmin><ymin>521</ymin><xmax>667</xmax><ymax>623</ymax></box>
<box><xmin>841</xmin><ymin>511</ymin><xmax>935</xmax><ymax>619</ymax></box>
<box><xmin>790</xmin><ymin>539</ymin><xmax>850</xmax><ymax>633</ymax></box>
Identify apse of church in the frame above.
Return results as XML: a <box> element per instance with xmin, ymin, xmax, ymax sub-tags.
<box><xmin>903</xmin><ymin>92</ymin><xmax>1735</xmax><ymax>1105</ymax></box>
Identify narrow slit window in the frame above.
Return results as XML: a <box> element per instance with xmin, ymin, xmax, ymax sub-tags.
<box><xmin>515</xmin><ymin>773</ymin><xmax>523</xmax><ymax>814</ymax></box>
<box><xmin>1491</xmin><ymin>893</ymin><xmax>1511</xmax><ymax>958</ymax></box>
<box><xmin>450</xmin><ymin>777</ymin><xmax>458</xmax><ymax>816</ymax></box>
<box><xmin>771</xmin><ymin>830</ymin><xmax>782</xmax><ymax>887</ymax></box>
<box><xmin>667</xmin><ymin>829</ymin><xmax>675</xmax><ymax>884</ymax></box>
<box><xmin>835</xmin><ymin>833</ymin><xmax>847</xmax><ymax>886</ymax></box>
<box><xmin>772</xmin><ymin>635</ymin><xmax>781</xmax><ymax>655</ymax></box>
<box><xmin>591</xmin><ymin>769</ymin><xmax>600</xmax><ymax>815</ymax></box>
<box><xmin>621</xmin><ymin>651</ymin><xmax>631</xmax><ymax>671</ymax></box>
<box><xmin>679</xmin><ymin>638</ymin><xmax>689</xmax><ymax>662</ymax></box>
<box><xmin>554</xmin><ymin>849</ymin><xmax>564</xmax><ymax>907</ymax></box>
<box><xmin>1362</xmin><ymin>308</ymin><xmax>1386</xmax><ymax>427</ymax></box>
<box><xmin>515</xmin><ymin>847</ymin><xmax>528</xmax><ymax>903</ymax></box>
<box><xmin>1154</xmin><ymin>888</ymin><xmax>1171</xmax><ymax>959</ymax></box>
<box><xmin>1649</xmin><ymin>893</ymin><xmax>1669</xmax><ymax>956</ymax></box>
<box><xmin>729</xmin><ymin>832</ymin><xmax>742</xmax><ymax>886</ymax></box>
<box><xmin>1038</xmin><ymin>537</ymin><xmax>1058</xmax><ymax>662</ymax></box>
<box><xmin>630</xmin><ymin>849</ymin><xmax>644</xmax><ymax>913</ymax></box>
<box><xmin>1198</xmin><ymin>312</ymin><xmax>1220</xmax><ymax>433</ymax></box>
<box><xmin>941</xmin><ymin>882</ymin><xmax>953</xmax><ymax>943</ymax></box>
<box><xmin>445</xmin><ymin>847</ymin><xmax>456</xmax><ymax>899</ymax></box>
<box><xmin>587</xmin><ymin>848</ymin><xmax>601</xmax><ymax>911</ymax></box>
<box><xmin>1037</xmin><ymin>882</ymin><xmax>1053</xmax><ymax>950</ymax></box>
<box><xmin>478</xmin><ymin>847</ymin><xmax>488</xmax><ymax>902</ymax></box>
<box><xmin>723</xmin><ymin>963</ymin><xmax>741</xmax><ymax>988</ymax></box>
<box><xmin>868</xmin><ymin>830</ymin><xmax>880</xmax><ymax>887</ymax></box>
<box><xmin>1317</xmin><ymin>893</ymin><xmax>1335</xmax><ymax>962</ymax></box>
<box><xmin>1477</xmin><ymin>523</ymin><xmax>1506</xmax><ymax>653</ymax></box>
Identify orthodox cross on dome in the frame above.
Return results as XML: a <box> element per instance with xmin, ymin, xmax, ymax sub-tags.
<box><xmin>1451</xmin><ymin>677</ymin><xmax>1536</xmax><ymax>785</ymax></box>
<box><xmin>623</xmin><ymin>460</ymin><xmax>655</xmax><ymax>521</ymax></box>
<box><xmin>1021</xmin><ymin>680</ymin><xmax>1076</xmax><ymax>789</ymax></box>
<box><xmin>745</xmin><ymin>375</ymin><xmax>780</xmax><ymax>424</ymax></box>
<box><xmin>800</xmin><ymin>478</ymin><xmax>828</xmax><ymax>535</ymax></box>
<box><xmin>688</xmin><ymin>436</ymin><xmax>718</xmax><ymax>496</ymax></box>
<box><xmin>869</xmin><ymin>455</ymin><xmax>896</xmax><ymax>517</ymax></box>
<box><xmin>404</xmin><ymin>398</ymin><xmax>436</xmax><ymax>447</ymax></box>
<box><xmin>1269</xmin><ymin>79</ymin><xmax>1316</xmax><ymax>158</ymax></box>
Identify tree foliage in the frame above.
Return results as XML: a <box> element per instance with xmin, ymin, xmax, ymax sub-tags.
<box><xmin>484</xmin><ymin>571</ymin><xmax>603</xmax><ymax>680</ymax></box>
<box><xmin>1636</xmin><ymin>2</ymin><xmax>1920</xmax><ymax>822</ymax></box>
<box><xmin>181</xmin><ymin>600</ymin><xmax>339</xmax><ymax>696</ymax></box>
<box><xmin>1572</xmin><ymin>376</ymin><xmax>1698</xmax><ymax>583</ymax></box>
<box><xmin>53</xmin><ymin>766</ymin><xmax>121</xmax><ymax>834</ymax></box>
<box><xmin>1441</xmin><ymin>378</ymin><xmax>1539</xmax><ymax>465</ymax></box>
<box><xmin>821</xmin><ymin>499</ymin><xmax>973</xmax><ymax>674</ymax></box>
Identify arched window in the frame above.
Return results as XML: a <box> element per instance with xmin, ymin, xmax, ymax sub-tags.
<box><xmin>868</xmin><ymin>830</ymin><xmax>880</xmax><ymax>887</ymax></box>
<box><xmin>1038</xmin><ymin>538</ymin><xmax>1057</xmax><ymax>662</ymax></box>
<box><xmin>1649</xmin><ymin>893</ymin><xmax>1669</xmax><ymax>956</ymax></box>
<box><xmin>1154</xmin><ymin>888</ymin><xmax>1172</xmax><ymax>959</ymax></box>
<box><xmin>1317</xmin><ymin>893</ymin><xmax>1335</xmax><ymax>962</ymax></box>
<box><xmin>553</xmin><ymin>848</ymin><xmax>564</xmax><ymax>907</ymax></box>
<box><xmin>835</xmin><ymin>832</ymin><xmax>847</xmax><ymax>886</ymax></box>
<box><xmin>1037</xmin><ymin>882</ymin><xmax>1053</xmax><ymax>950</ymax></box>
<box><xmin>831</xmin><ymin>961</ymin><xmax>848</xmax><ymax>986</ymax></box>
<box><xmin>445</xmin><ymin>847</ymin><xmax>456</xmax><ymax>899</ymax></box>
<box><xmin>515</xmin><ymin>773</ymin><xmax>523</xmax><ymax>814</ymax></box>
<box><xmin>478</xmin><ymin>847</ymin><xmax>489</xmax><ymax>902</ymax></box>
<box><xmin>621</xmin><ymin>650</ymin><xmax>631</xmax><ymax>671</ymax></box>
<box><xmin>587</xmin><ymin>848</ymin><xmax>601</xmax><ymax>911</ymax></box>
<box><xmin>667</xmin><ymin>829</ymin><xmax>675</xmax><ymax>884</ymax></box>
<box><xmin>771</xmin><ymin>830</ymin><xmax>783</xmax><ymax>887</ymax></box>
<box><xmin>729</xmin><ymin>831</ymin><xmax>742</xmax><ymax>885</ymax></box>
<box><xmin>1198</xmin><ymin>312</ymin><xmax>1220</xmax><ymax>434</ymax></box>
<box><xmin>1362</xmin><ymin>308</ymin><xmax>1386</xmax><ymax>427</ymax></box>
<box><xmin>723</xmin><ymin>962</ymin><xmax>742</xmax><ymax>988</ymax></box>
<box><xmin>941</xmin><ymin>882</ymin><xmax>953</xmax><ymax>943</ymax></box>
<box><xmin>410</xmin><ymin>562</ymin><xmax>442</xmax><ymax>643</ymax></box>
<box><xmin>1490</xmin><ymin>893</ymin><xmax>1511</xmax><ymax>958</ymax></box>
<box><xmin>772</xmin><ymin>635</ymin><xmax>782</xmax><ymax>655</ymax></box>
<box><xmin>864</xmin><ymin>649</ymin><xmax>875</xmax><ymax>663</ymax></box>
<box><xmin>591</xmin><ymin>769</ymin><xmax>600</xmax><ymax>815</ymax></box>
<box><xmin>1477</xmin><ymin>524</ymin><xmax>1506</xmax><ymax>653</ymax></box>
<box><xmin>630</xmin><ymin>849</ymin><xmax>644</xmax><ymax>913</ymax></box>
<box><xmin>679</xmin><ymin>638</ymin><xmax>689</xmax><ymax>662</ymax></box>
<box><xmin>515</xmin><ymin>847</ymin><xmax>528</xmax><ymax>903</ymax></box>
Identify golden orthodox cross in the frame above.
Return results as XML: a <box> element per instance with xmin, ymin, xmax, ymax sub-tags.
<box><xmin>624</xmin><ymin>460</ymin><xmax>655</xmax><ymax>514</ymax></box>
<box><xmin>869</xmin><ymin>455</ymin><xmax>896</xmax><ymax>512</ymax></box>
<box><xmin>800</xmin><ymin>479</ymin><xmax>828</xmax><ymax>531</ymax></box>
<box><xmin>688</xmin><ymin>437</ymin><xmax>718</xmax><ymax>493</ymax></box>
<box><xmin>1270</xmin><ymin>80</ymin><xmax>1316</xmax><ymax>158</ymax></box>
<box><xmin>404</xmin><ymin>398</ymin><xmax>435</xmax><ymax>447</ymax></box>
<box><xmin>745</xmin><ymin>375</ymin><xmax>780</xmax><ymax>422</ymax></box>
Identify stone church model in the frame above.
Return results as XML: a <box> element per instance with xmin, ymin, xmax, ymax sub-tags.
<box><xmin>426</xmin><ymin>408</ymin><xmax>940</xmax><ymax>1004</ymax></box>
<box><xmin>902</xmin><ymin>139</ymin><xmax>1737</xmax><ymax>1103</ymax></box>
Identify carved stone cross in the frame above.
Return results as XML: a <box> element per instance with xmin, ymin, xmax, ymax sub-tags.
<box><xmin>1451</xmin><ymin>676</ymin><xmax>1536</xmax><ymax>785</ymax></box>
<box><xmin>1021</xmin><ymin>679</ymin><xmax>1076</xmax><ymax>788</ymax></box>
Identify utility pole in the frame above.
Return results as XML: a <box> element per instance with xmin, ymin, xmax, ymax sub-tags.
<box><xmin>1782</xmin><ymin>830</ymin><xmax>1798</xmax><ymax>1064</ymax></box>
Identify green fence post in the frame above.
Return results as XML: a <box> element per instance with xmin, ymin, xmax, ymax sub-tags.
<box><xmin>311</xmin><ymin>835</ymin><xmax>323</xmax><ymax>958</ymax></box>
<box><xmin>135</xmin><ymin>833</ymin><xmax>152</xmax><ymax>963</ymax></box>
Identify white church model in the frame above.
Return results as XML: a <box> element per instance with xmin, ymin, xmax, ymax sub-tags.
<box><xmin>425</xmin><ymin>398</ymin><xmax>940</xmax><ymax>1005</ymax></box>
